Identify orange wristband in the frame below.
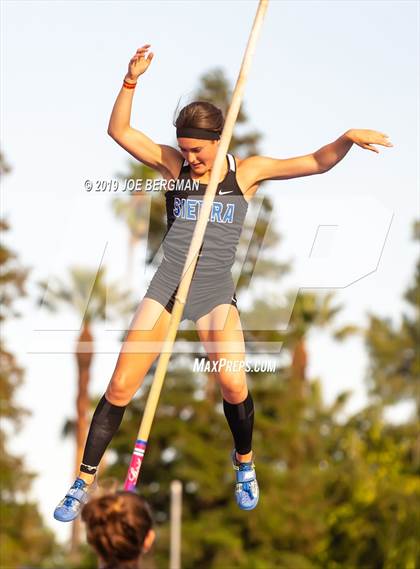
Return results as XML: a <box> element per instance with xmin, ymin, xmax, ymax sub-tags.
<box><xmin>123</xmin><ymin>79</ymin><xmax>137</xmax><ymax>89</ymax></box>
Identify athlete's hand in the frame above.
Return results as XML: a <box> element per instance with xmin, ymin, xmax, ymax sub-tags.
<box><xmin>345</xmin><ymin>129</ymin><xmax>394</xmax><ymax>154</ymax></box>
<box><xmin>126</xmin><ymin>44</ymin><xmax>154</xmax><ymax>80</ymax></box>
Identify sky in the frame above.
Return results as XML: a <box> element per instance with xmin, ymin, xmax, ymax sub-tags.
<box><xmin>1</xmin><ymin>0</ymin><xmax>419</xmax><ymax>546</ymax></box>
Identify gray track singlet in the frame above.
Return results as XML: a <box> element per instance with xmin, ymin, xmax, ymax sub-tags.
<box><xmin>144</xmin><ymin>154</ymin><xmax>249</xmax><ymax>322</ymax></box>
<box><xmin>163</xmin><ymin>154</ymin><xmax>249</xmax><ymax>275</ymax></box>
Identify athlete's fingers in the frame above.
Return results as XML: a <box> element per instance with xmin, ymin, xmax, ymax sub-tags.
<box><xmin>133</xmin><ymin>51</ymin><xmax>147</xmax><ymax>60</ymax></box>
<box><xmin>362</xmin><ymin>131</ymin><xmax>393</xmax><ymax>148</ymax></box>
<box><xmin>378</xmin><ymin>139</ymin><xmax>393</xmax><ymax>147</ymax></box>
<box><xmin>363</xmin><ymin>143</ymin><xmax>379</xmax><ymax>153</ymax></box>
<box><xmin>131</xmin><ymin>50</ymin><xmax>149</xmax><ymax>63</ymax></box>
<box><xmin>372</xmin><ymin>134</ymin><xmax>393</xmax><ymax>147</ymax></box>
<box><xmin>147</xmin><ymin>52</ymin><xmax>154</xmax><ymax>61</ymax></box>
<box><xmin>381</xmin><ymin>133</ymin><xmax>393</xmax><ymax>146</ymax></box>
<box><xmin>365</xmin><ymin>130</ymin><xmax>390</xmax><ymax>144</ymax></box>
<box><xmin>136</xmin><ymin>46</ymin><xmax>151</xmax><ymax>55</ymax></box>
<box><xmin>132</xmin><ymin>50</ymin><xmax>149</xmax><ymax>61</ymax></box>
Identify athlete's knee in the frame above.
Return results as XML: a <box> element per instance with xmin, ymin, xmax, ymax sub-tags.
<box><xmin>106</xmin><ymin>371</ymin><xmax>143</xmax><ymax>405</ymax></box>
<box><xmin>218</xmin><ymin>374</ymin><xmax>247</xmax><ymax>401</ymax></box>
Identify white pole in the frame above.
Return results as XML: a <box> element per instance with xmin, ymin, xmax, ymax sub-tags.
<box><xmin>169</xmin><ymin>480</ymin><xmax>183</xmax><ymax>569</ymax></box>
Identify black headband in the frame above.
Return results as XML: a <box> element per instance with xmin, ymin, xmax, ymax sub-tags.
<box><xmin>176</xmin><ymin>127</ymin><xmax>220</xmax><ymax>140</ymax></box>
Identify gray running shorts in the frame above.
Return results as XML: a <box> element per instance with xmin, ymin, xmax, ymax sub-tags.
<box><xmin>144</xmin><ymin>258</ymin><xmax>238</xmax><ymax>323</ymax></box>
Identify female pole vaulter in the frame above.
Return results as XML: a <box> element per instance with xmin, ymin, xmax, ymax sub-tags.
<box><xmin>54</xmin><ymin>44</ymin><xmax>393</xmax><ymax>521</ymax></box>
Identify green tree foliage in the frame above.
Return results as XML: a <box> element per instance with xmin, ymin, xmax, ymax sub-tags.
<box><xmin>0</xmin><ymin>151</ymin><xmax>60</xmax><ymax>567</ymax></box>
<box><xmin>324</xmin><ymin>218</ymin><xmax>420</xmax><ymax>569</ymax></box>
<box><xmin>322</xmin><ymin>405</ymin><xmax>419</xmax><ymax>568</ymax></box>
<box><xmin>365</xmin><ymin>221</ymin><xmax>420</xmax><ymax>417</ymax></box>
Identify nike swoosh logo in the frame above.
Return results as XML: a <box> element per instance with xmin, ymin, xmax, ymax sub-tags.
<box><xmin>219</xmin><ymin>190</ymin><xmax>233</xmax><ymax>195</ymax></box>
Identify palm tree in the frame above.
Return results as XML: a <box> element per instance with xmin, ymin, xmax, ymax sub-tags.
<box><xmin>285</xmin><ymin>291</ymin><xmax>345</xmax><ymax>468</ymax></box>
<box><xmin>37</xmin><ymin>266</ymin><xmax>134</xmax><ymax>558</ymax></box>
<box><xmin>288</xmin><ymin>292</ymin><xmax>343</xmax><ymax>395</ymax></box>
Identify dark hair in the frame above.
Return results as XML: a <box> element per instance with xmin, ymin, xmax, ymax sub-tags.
<box><xmin>81</xmin><ymin>491</ymin><xmax>154</xmax><ymax>569</ymax></box>
<box><xmin>173</xmin><ymin>101</ymin><xmax>224</xmax><ymax>136</ymax></box>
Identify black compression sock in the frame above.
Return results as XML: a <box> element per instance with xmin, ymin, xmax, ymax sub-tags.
<box><xmin>80</xmin><ymin>394</ymin><xmax>127</xmax><ymax>476</ymax></box>
<box><xmin>223</xmin><ymin>391</ymin><xmax>254</xmax><ymax>456</ymax></box>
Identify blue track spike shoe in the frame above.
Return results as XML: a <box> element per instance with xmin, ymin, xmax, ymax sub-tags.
<box><xmin>231</xmin><ymin>449</ymin><xmax>259</xmax><ymax>510</ymax></box>
<box><xmin>53</xmin><ymin>476</ymin><xmax>98</xmax><ymax>522</ymax></box>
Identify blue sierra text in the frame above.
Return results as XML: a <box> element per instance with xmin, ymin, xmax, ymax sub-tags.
<box><xmin>173</xmin><ymin>198</ymin><xmax>235</xmax><ymax>223</ymax></box>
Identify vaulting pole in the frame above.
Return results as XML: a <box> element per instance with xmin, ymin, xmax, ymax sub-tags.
<box><xmin>124</xmin><ymin>0</ymin><xmax>269</xmax><ymax>491</ymax></box>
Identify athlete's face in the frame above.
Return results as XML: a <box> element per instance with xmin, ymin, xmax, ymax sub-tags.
<box><xmin>177</xmin><ymin>138</ymin><xmax>218</xmax><ymax>174</ymax></box>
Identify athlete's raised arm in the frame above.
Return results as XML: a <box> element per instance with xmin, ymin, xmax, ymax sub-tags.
<box><xmin>239</xmin><ymin>129</ymin><xmax>394</xmax><ymax>186</ymax></box>
<box><xmin>107</xmin><ymin>45</ymin><xmax>183</xmax><ymax>178</ymax></box>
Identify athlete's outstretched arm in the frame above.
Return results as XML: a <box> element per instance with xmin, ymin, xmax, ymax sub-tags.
<box><xmin>107</xmin><ymin>44</ymin><xmax>182</xmax><ymax>178</ymax></box>
<box><xmin>241</xmin><ymin>129</ymin><xmax>393</xmax><ymax>184</ymax></box>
